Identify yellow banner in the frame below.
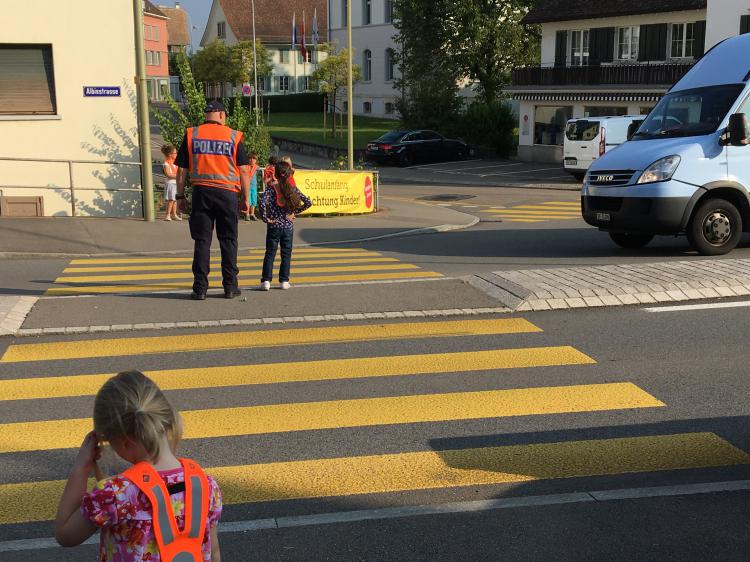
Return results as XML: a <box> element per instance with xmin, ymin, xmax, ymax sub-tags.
<box><xmin>295</xmin><ymin>171</ymin><xmax>376</xmax><ymax>215</ymax></box>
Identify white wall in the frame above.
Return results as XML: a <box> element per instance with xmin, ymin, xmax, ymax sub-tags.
<box><xmin>540</xmin><ymin>10</ymin><xmax>707</xmax><ymax>66</ymax></box>
<box><xmin>0</xmin><ymin>0</ymin><xmax>141</xmax><ymax>217</ymax></box>
<box><xmin>329</xmin><ymin>0</ymin><xmax>399</xmax><ymax>118</ymax></box>
<box><xmin>706</xmin><ymin>0</ymin><xmax>750</xmax><ymax>48</ymax></box>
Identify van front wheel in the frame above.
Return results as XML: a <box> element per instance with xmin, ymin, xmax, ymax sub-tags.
<box><xmin>687</xmin><ymin>199</ymin><xmax>742</xmax><ymax>255</ymax></box>
<box><xmin>609</xmin><ymin>232</ymin><xmax>654</xmax><ymax>248</ymax></box>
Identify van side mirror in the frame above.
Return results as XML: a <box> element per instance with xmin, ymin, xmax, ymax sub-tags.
<box><xmin>726</xmin><ymin>113</ymin><xmax>749</xmax><ymax>146</ymax></box>
<box><xmin>627</xmin><ymin>120</ymin><xmax>644</xmax><ymax>141</ymax></box>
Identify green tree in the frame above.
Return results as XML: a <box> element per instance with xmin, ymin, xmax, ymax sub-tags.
<box><xmin>311</xmin><ymin>43</ymin><xmax>362</xmax><ymax>137</ymax></box>
<box><xmin>450</xmin><ymin>1</ymin><xmax>540</xmax><ymax>102</ymax></box>
<box><xmin>192</xmin><ymin>39</ymin><xmax>272</xmax><ymax>91</ymax></box>
<box><xmin>393</xmin><ymin>0</ymin><xmax>463</xmax><ymax>130</ymax></box>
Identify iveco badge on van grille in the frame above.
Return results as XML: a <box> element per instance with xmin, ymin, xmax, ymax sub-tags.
<box><xmin>595</xmin><ymin>175</ymin><xmax>615</xmax><ymax>182</ymax></box>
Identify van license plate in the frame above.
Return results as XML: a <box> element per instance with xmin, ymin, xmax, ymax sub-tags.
<box><xmin>564</xmin><ymin>158</ymin><xmax>577</xmax><ymax>166</ymax></box>
<box><xmin>596</xmin><ymin>212</ymin><xmax>611</xmax><ymax>222</ymax></box>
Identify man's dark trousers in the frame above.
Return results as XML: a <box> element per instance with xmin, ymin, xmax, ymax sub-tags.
<box><xmin>189</xmin><ymin>186</ymin><xmax>239</xmax><ymax>294</ymax></box>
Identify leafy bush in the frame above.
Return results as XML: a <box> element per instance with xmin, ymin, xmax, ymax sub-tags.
<box><xmin>458</xmin><ymin>100</ymin><xmax>516</xmax><ymax>157</ymax></box>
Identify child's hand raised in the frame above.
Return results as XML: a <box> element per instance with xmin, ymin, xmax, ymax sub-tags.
<box><xmin>73</xmin><ymin>431</ymin><xmax>102</xmax><ymax>474</ymax></box>
<box><xmin>286</xmin><ymin>213</ymin><xmax>296</xmax><ymax>221</ymax></box>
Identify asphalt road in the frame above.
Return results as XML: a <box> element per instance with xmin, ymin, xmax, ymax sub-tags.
<box><xmin>1</xmin><ymin>303</ymin><xmax>750</xmax><ymax>560</ymax></box>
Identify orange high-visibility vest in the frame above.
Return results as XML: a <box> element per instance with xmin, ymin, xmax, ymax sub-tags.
<box><xmin>186</xmin><ymin>123</ymin><xmax>244</xmax><ymax>192</ymax></box>
<box><xmin>123</xmin><ymin>458</ymin><xmax>210</xmax><ymax>562</ymax></box>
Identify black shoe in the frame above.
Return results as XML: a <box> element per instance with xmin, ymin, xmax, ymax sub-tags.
<box><xmin>224</xmin><ymin>288</ymin><xmax>242</xmax><ymax>299</ymax></box>
<box><xmin>190</xmin><ymin>291</ymin><xmax>206</xmax><ymax>301</ymax></box>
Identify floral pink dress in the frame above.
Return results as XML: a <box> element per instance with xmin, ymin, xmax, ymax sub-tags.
<box><xmin>81</xmin><ymin>467</ymin><xmax>222</xmax><ymax>562</ymax></box>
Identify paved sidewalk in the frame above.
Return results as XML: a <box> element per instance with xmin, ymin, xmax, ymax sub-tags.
<box><xmin>0</xmin><ymin>296</ymin><xmax>37</xmax><ymax>336</ymax></box>
<box><xmin>468</xmin><ymin>258</ymin><xmax>750</xmax><ymax>311</ymax></box>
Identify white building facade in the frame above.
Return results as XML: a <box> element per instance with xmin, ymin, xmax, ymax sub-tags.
<box><xmin>0</xmin><ymin>0</ymin><xmax>142</xmax><ymax>217</ymax></box>
<box><xmin>327</xmin><ymin>0</ymin><xmax>399</xmax><ymax>118</ymax></box>
<box><xmin>201</xmin><ymin>0</ymin><xmax>327</xmax><ymax>97</ymax></box>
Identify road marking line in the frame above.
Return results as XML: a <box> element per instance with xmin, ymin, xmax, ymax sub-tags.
<box><xmin>0</xmin><ymin>383</ymin><xmax>662</xmax><ymax>453</ymax></box>
<box><xmin>0</xmin><ymin>318</ymin><xmax>540</xmax><ymax>363</ymax></box>
<box><xmin>44</xmin><ymin>271</ymin><xmax>445</xmax><ymax>295</ymax></box>
<box><xmin>55</xmin><ymin>264</ymin><xmax>422</xmax><ymax>283</ymax></box>
<box><xmin>7</xmin><ymin>478</ymin><xmax>750</xmax><ymax>551</ymax></box>
<box><xmin>405</xmin><ymin>159</ymin><xmax>482</xmax><ymax>169</ymax></box>
<box><xmin>507</xmin><ymin>205</ymin><xmax>580</xmax><ymax>211</ymax></box>
<box><xmin>70</xmin><ymin>251</ymin><xmax>380</xmax><ymax>265</ymax></box>
<box><xmin>644</xmin><ymin>301</ymin><xmax>750</xmax><ymax>313</ymax></box>
<box><xmin>63</xmin><ymin>257</ymin><xmax>401</xmax><ymax>273</ymax></box>
<box><xmin>0</xmin><ymin>346</ymin><xmax>595</xmax><ymax>401</ymax></box>
<box><xmin>485</xmin><ymin>210</ymin><xmax>580</xmax><ymax>216</ymax></box>
<box><xmin>538</xmin><ymin>201</ymin><xmax>580</xmax><ymax>206</ymax></box>
<box><xmin>499</xmin><ymin>219</ymin><xmax>545</xmax><ymax>223</ymax></box>
<box><xmin>0</xmin><ymin>433</ymin><xmax>744</xmax><ymax>525</ymax></box>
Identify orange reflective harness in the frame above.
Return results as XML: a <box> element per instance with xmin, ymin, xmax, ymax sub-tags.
<box><xmin>186</xmin><ymin>123</ymin><xmax>244</xmax><ymax>192</ymax></box>
<box><xmin>123</xmin><ymin>458</ymin><xmax>210</xmax><ymax>562</ymax></box>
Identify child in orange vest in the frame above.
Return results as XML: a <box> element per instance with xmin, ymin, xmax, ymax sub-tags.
<box><xmin>55</xmin><ymin>371</ymin><xmax>222</xmax><ymax>561</ymax></box>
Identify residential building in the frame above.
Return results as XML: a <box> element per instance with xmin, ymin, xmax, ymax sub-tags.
<box><xmin>201</xmin><ymin>0</ymin><xmax>327</xmax><ymax>97</ymax></box>
<box><xmin>159</xmin><ymin>1</ymin><xmax>192</xmax><ymax>100</ymax></box>
<box><xmin>0</xmin><ymin>0</ymin><xmax>142</xmax><ymax>217</ymax></box>
<box><xmin>327</xmin><ymin>0</ymin><xmax>399</xmax><ymax>118</ymax></box>
<box><xmin>511</xmin><ymin>0</ymin><xmax>711</xmax><ymax>163</ymax></box>
<box><xmin>144</xmin><ymin>0</ymin><xmax>170</xmax><ymax>101</ymax></box>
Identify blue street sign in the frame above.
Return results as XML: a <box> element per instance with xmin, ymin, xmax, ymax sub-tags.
<box><xmin>83</xmin><ymin>86</ymin><xmax>121</xmax><ymax>97</ymax></box>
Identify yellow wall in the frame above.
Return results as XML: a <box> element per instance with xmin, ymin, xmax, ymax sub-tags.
<box><xmin>0</xmin><ymin>1</ymin><xmax>142</xmax><ymax>217</ymax></box>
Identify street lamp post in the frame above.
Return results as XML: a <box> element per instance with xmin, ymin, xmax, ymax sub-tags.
<box><xmin>346</xmin><ymin>0</ymin><xmax>354</xmax><ymax>170</ymax></box>
<box><xmin>133</xmin><ymin>0</ymin><xmax>155</xmax><ymax>221</ymax></box>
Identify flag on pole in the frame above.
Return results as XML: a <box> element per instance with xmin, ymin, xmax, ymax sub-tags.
<box><xmin>312</xmin><ymin>8</ymin><xmax>319</xmax><ymax>48</ymax></box>
<box><xmin>291</xmin><ymin>12</ymin><xmax>297</xmax><ymax>50</ymax></box>
<box><xmin>300</xmin><ymin>11</ymin><xmax>307</xmax><ymax>60</ymax></box>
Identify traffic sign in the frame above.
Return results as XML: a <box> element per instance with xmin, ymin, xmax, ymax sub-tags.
<box><xmin>242</xmin><ymin>83</ymin><xmax>253</xmax><ymax>97</ymax></box>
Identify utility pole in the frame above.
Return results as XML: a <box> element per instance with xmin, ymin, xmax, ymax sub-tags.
<box><xmin>346</xmin><ymin>0</ymin><xmax>354</xmax><ymax>170</ymax></box>
<box><xmin>133</xmin><ymin>0</ymin><xmax>155</xmax><ymax>221</ymax></box>
<box><xmin>252</xmin><ymin>0</ymin><xmax>260</xmax><ymax>124</ymax></box>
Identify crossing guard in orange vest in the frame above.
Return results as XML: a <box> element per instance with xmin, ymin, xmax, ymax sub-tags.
<box><xmin>176</xmin><ymin>100</ymin><xmax>251</xmax><ymax>300</ymax></box>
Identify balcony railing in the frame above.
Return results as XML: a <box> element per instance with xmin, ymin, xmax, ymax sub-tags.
<box><xmin>512</xmin><ymin>62</ymin><xmax>695</xmax><ymax>87</ymax></box>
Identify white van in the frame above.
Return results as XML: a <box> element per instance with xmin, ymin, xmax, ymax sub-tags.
<box><xmin>563</xmin><ymin>116</ymin><xmax>643</xmax><ymax>180</ymax></box>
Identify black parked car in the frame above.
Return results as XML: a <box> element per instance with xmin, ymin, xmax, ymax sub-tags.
<box><xmin>365</xmin><ymin>129</ymin><xmax>473</xmax><ymax>167</ymax></box>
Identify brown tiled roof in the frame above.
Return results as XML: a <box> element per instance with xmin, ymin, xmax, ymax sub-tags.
<box><xmin>219</xmin><ymin>0</ymin><xmax>327</xmax><ymax>44</ymax></box>
<box><xmin>144</xmin><ymin>0</ymin><xmax>167</xmax><ymax>18</ymax></box>
<box><xmin>523</xmin><ymin>0</ymin><xmax>706</xmax><ymax>24</ymax></box>
<box><xmin>160</xmin><ymin>5</ymin><xmax>191</xmax><ymax>46</ymax></box>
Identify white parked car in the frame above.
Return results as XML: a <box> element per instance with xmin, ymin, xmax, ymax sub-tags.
<box><xmin>564</xmin><ymin>115</ymin><xmax>644</xmax><ymax>181</ymax></box>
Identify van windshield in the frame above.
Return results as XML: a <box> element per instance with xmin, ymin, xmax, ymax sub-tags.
<box><xmin>632</xmin><ymin>84</ymin><xmax>744</xmax><ymax>140</ymax></box>
<box><xmin>565</xmin><ymin>120</ymin><xmax>600</xmax><ymax>141</ymax></box>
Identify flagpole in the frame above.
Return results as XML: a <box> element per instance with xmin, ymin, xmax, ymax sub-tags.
<box><xmin>252</xmin><ymin>0</ymin><xmax>259</xmax><ymax>124</ymax></box>
<box><xmin>346</xmin><ymin>0</ymin><xmax>353</xmax><ymax>170</ymax></box>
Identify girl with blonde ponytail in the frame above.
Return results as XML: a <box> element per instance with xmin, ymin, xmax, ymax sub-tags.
<box><xmin>55</xmin><ymin>371</ymin><xmax>223</xmax><ymax>561</ymax></box>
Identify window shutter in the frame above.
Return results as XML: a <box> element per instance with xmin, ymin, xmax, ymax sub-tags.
<box><xmin>0</xmin><ymin>45</ymin><xmax>57</xmax><ymax>115</ymax></box>
<box><xmin>742</xmin><ymin>16</ymin><xmax>750</xmax><ymax>35</ymax></box>
<box><xmin>638</xmin><ymin>23</ymin><xmax>667</xmax><ymax>61</ymax></box>
<box><xmin>554</xmin><ymin>30</ymin><xmax>567</xmax><ymax>67</ymax></box>
<box><xmin>589</xmin><ymin>27</ymin><xmax>614</xmax><ymax>64</ymax></box>
<box><xmin>694</xmin><ymin>20</ymin><xmax>706</xmax><ymax>57</ymax></box>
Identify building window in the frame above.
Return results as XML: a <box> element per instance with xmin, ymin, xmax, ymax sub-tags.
<box><xmin>298</xmin><ymin>50</ymin><xmax>312</xmax><ymax>64</ymax></box>
<box><xmin>154</xmin><ymin>26</ymin><xmax>159</xmax><ymax>41</ymax></box>
<box><xmin>384</xmin><ymin>0</ymin><xmax>394</xmax><ymax>23</ymax></box>
<box><xmin>343</xmin><ymin>101</ymin><xmax>348</xmax><ymax>111</ymax></box>
<box><xmin>385</xmin><ymin>48</ymin><xmax>395</xmax><ymax>81</ymax></box>
<box><xmin>258</xmin><ymin>76</ymin><xmax>267</xmax><ymax>91</ymax></box>
<box><xmin>146</xmin><ymin>50</ymin><xmax>153</xmax><ymax>65</ymax></box>
<box><xmin>154</xmin><ymin>51</ymin><xmax>161</xmax><ymax>66</ymax></box>
<box><xmin>584</xmin><ymin>106</ymin><xmax>628</xmax><ymax>118</ymax></box>
<box><xmin>385</xmin><ymin>102</ymin><xmax>395</xmax><ymax>114</ymax></box>
<box><xmin>342</xmin><ymin>0</ymin><xmax>347</xmax><ymax>26</ymax></box>
<box><xmin>616</xmin><ymin>26</ymin><xmax>639</xmax><ymax>60</ymax></box>
<box><xmin>363</xmin><ymin>101</ymin><xmax>372</xmax><ymax>113</ymax></box>
<box><xmin>534</xmin><ymin>106</ymin><xmax>572</xmax><ymax>146</ymax></box>
<box><xmin>569</xmin><ymin>30</ymin><xmax>589</xmax><ymax>66</ymax></box>
<box><xmin>640</xmin><ymin>106</ymin><xmax>654</xmax><ymax>115</ymax></box>
<box><xmin>363</xmin><ymin>49</ymin><xmax>372</xmax><ymax>81</ymax></box>
<box><xmin>671</xmin><ymin>23</ymin><xmax>695</xmax><ymax>58</ymax></box>
<box><xmin>363</xmin><ymin>0</ymin><xmax>371</xmax><ymax>25</ymax></box>
<box><xmin>279</xmin><ymin>49</ymin><xmax>289</xmax><ymax>64</ymax></box>
<box><xmin>217</xmin><ymin>21</ymin><xmax>226</xmax><ymax>39</ymax></box>
<box><xmin>279</xmin><ymin>76</ymin><xmax>290</xmax><ymax>92</ymax></box>
<box><xmin>0</xmin><ymin>44</ymin><xmax>57</xmax><ymax>115</ymax></box>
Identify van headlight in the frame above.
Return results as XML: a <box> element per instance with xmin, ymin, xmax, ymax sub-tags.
<box><xmin>636</xmin><ymin>155</ymin><xmax>681</xmax><ymax>184</ymax></box>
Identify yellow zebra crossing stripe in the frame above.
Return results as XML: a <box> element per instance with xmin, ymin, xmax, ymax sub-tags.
<box><xmin>1</xmin><ymin>432</ymin><xmax>746</xmax><ymax>524</ymax></box>
<box><xmin>0</xmin><ymin>346</ymin><xmax>595</xmax><ymax>401</ymax></box>
<box><xmin>488</xmin><ymin>201</ymin><xmax>581</xmax><ymax>223</ymax></box>
<box><xmin>0</xmin><ymin>383</ymin><xmax>664</xmax><ymax>453</ymax></box>
<box><xmin>0</xmin><ymin>318</ymin><xmax>541</xmax><ymax>363</ymax></box>
<box><xmin>51</xmin><ymin>247</ymin><xmax>443</xmax><ymax>295</ymax></box>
